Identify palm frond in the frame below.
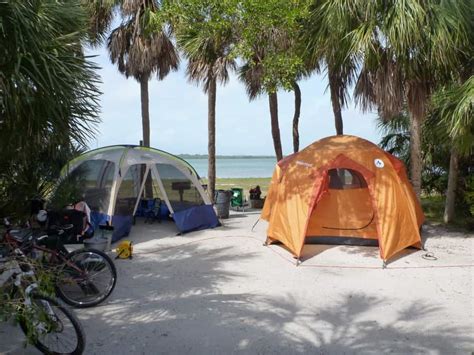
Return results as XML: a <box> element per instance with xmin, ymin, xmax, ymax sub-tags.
<box><xmin>0</xmin><ymin>0</ymin><xmax>101</xmax><ymax>218</ymax></box>
<box><xmin>302</xmin><ymin>0</ymin><xmax>360</xmax><ymax>109</ymax></box>
<box><xmin>431</xmin><ymin>76</ymin><xmax>474</xmax><ymax>156</ymax></box>
<box><xmin>81</xmin><ymin>0</ymin><xmax>121</xmax><ymax>46</ymax></box>
<box><xmin>238</xmin><ymin>61</ymin><xmax>264</xmax><ymax>100</ymax></box>
<box><xmin>172</xmin><ymin>2</ymin><xmax>236</xmax><ymax>93</ymax></box>
<box><xmin>107</xmin><ymin>10</ymin><xmax>179</xmax><ymax>81</ymax></box>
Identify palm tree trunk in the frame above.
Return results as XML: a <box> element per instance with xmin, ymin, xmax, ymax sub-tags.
<box><xmin>140</xmin><ymin>75</ymin><xmax>153</xmax><ymax>198</ymax></box>
<box><xmin>292</xmin><ymin>82</ymin><xmax>301</xmax><ymax>153</ymax></box>
<box><xmin>443</xmin><ymin>148</ymin><xmax>459</xmax><ymax>223</ymax></box>
<box><xmin>140</xmin><ymin>76</ymin><xmax>150</xmax><ymax>147</ymax></box>
<box><xmin>208</xmin><ymin>78</ymin><xmax>217</xmax><ymax>203</ymax></box>
<box><xmin>268</xmin><ymin>92</ymin><xmax>283</xmax><ymax>161</ymax></box>
<box><xmin>409</xmin><ymin>113</ymin><xmax>422</xmax><ymax>199</ymax></box>
<box><xmin>328</xmin><ymin>69</ymin><xmax>343</xmax><ymax>135</ymax></box>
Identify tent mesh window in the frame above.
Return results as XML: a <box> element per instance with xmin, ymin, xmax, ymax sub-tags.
<box><xmin>328</xmin><ymin>168</ymin><xmax>368</xmax><ymax>190</ymax></box>
<box><xmin>155</xmin><ymin>163</ymin><xmax>203</xmax><ymax>212</ymax></box>
<box><xmin>63</xmin><ymin>160</ymin><xmax>115</xmax><ymax>213</ymax></box>
<box><xmin>115</xmin><ymin>164</ymin><xmax>146</xmax><ymax>215</ymax></box>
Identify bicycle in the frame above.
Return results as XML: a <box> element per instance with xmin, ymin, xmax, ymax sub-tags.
<box><xmin>2</xmin><ymin>218</ymin><xmax>117</xmax><ymax>308</ymax></box>
<box><xmin>0</xmin><ymin>249</ymin><xmax>85</xmax><ymax>354</ymax></box>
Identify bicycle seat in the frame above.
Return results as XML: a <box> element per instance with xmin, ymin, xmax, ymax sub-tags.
<box><xmin>9</xmin><ymin>229</ymin><xmax>33</xmax><ymax>243</ymax></box>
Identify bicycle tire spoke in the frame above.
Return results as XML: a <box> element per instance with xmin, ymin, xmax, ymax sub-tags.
<box><xmin>55</xmin><ymin>250</ymin><xmax>115</xmax><ymax>306</ymax></box>
<box><xmin>41</xmin><ymin>303</ymin><xmax>77</xmax><ymax>353</ymax></box>
<box><xmin>86</xmin><ymin>265</ymin><xmax>112</xmax><ymax>281</ymax></box>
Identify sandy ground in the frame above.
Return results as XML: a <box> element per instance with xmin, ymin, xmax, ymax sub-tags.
<box><xmin>1</xmin><ymin>210</ymin><xmax>473</xmax><ymax>354</ymax></box>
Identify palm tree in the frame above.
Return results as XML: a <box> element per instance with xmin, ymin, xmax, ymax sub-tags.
<box><xmin>172</xmin><ymin>4</ymin><xmax>236</xmax><ymax>202</ymax></box>
<box><xmin>231</xmin><ymin>0</ymin><xmax>307</xmax><ymax>160</ymax></box>
<box><xmin>377</xmin><ymin>76</ymin><xmax>473</xmax><ymax>223</ymax></box>
<box><xmin>355</xmin><ymin>51</ymin><xmax>431</xmax><ymax>198</ymax></box>
<box><xmin>0</xmin><ymin>0</ymin><xmax>100</xmax><ymax>217</ymax></box>
<box><xmin>377</xmin><ymin>82</ymin><xmax>474</xmax><ymax>223</ymax></box>
<box><xmin>349</xmin><ymin>0</ymin><xmax>471</xmax><ymax>197</ymax></box>
<box><xmin>292</xmin><ymin>81</ymin><xmax>302</xmax><ymax>153</ymax></box>
<box><xmin>236</xmin><ymin>5</ymin><xmax>303</xmax><ymax>162</ymax></box>
<box><xmin>432</xmin><ymin>76</ymin><xmax>474</xmax><ymax>222</ymax></box>
<box><xmin>291</xmin><ymin>65</ymin><xmax>315</xmax><ymax>153</ymax></box>
<box><xmin>238</xmin><ymin>59</ymin><xmax>283</xmax><ymax>161</ymax></box>
<box><xmin>302</xmin><ymin>1</ymin><xmax>357</xmax><ymax>136</ymax></box>
<box><xmin>185</xmin><ymin>56</ymin><xmax>236</xmax><ymax>202</ymax></box>
<box><xmin>107</xmin><ymin>1</ymin><xmax>179</xmax><ymax>147</ymax></box>
<box><xmin>269</xmin><ymin>91</ymin><xmax>283</xmax><ymax>160</ymax></box>
<box><xmin>1</xmin><ymin>0</ymin><xmax>100</xmax><ymax>151</ymax></box>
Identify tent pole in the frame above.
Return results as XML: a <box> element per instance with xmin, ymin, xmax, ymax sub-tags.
<box><xmin>150</xmin><ymin>165</ymin><xmax>174</xmax><ymax>215</ymax></box>
<box><xmin>108</xmin><ymin>147</ymin><xmax>131</xmax><ymax>219</ymax></box>
<box><xmin>107</xmin><ymin>168</ymin><xmax>121</xmax><ymax>219</ymax></box>
<box><xmin>132</xmin><ymin>165</ymin><xmax>150</xmax><ymax>217</ymax></box>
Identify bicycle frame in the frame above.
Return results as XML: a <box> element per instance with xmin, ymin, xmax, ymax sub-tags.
<box><xmin>3</xmin><ymin>229</ymin><xmax>85</xmax><ymax>277</ymax></box>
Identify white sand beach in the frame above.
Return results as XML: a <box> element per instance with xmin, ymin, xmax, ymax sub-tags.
<box><xmin>1</xmin><ymin>211</ymin><xmax>473</xmax><ymax>354</ymax></box>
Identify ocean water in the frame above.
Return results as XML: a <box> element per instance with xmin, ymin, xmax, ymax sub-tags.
<box><xmin>187</xmin><ymin>158</ymin><xmax>276</xmax><ymax>178</ymax></box>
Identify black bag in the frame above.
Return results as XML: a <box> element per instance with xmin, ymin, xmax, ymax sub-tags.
<box><xmin>47</xmin><ymin>209</ymin><xmax>90</xmax><ymax>243</ymax></box>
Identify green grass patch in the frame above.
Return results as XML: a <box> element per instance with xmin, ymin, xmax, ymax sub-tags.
<box><xmin>421</xmin><ymin>195</ymin><xmax>445</xmax><ymax>223</ymax></box>
<box><xmin>204</xmin><ymin>177</ymin><xmax>272</xmax><ymax>198</ymax></box>
<box><xmin>421</xmin><ymin>194</ymin><xmax>472</xmax><ymax>229</ymax></box>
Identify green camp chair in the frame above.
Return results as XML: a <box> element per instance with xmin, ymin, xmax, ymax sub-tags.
<box><xmin>231</xmin><ymin>187</ymin><xmax>246</xmax><ymax>211</ymax></box>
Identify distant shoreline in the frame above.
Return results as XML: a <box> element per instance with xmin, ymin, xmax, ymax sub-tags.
<box><xmin>179</xmin><ymin>154</ymin><xmax>276</xmax><ymax>159</ymax></box>
<box><xmin>182</xmin><ymin>156</ymin><xmax>276</xmax><ymax>178</ymax></box>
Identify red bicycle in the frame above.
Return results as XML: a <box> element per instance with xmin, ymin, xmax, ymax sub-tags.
<box><xmin>1</xmin><ymin>218</ymin><xmax>117</xmax><ymax>308</ymax></box>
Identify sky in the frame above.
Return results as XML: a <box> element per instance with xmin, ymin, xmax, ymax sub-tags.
<box><xmin>86</xmin><ymin>46</ymin><xmax>381</xmax><ymax>156</ymax></box>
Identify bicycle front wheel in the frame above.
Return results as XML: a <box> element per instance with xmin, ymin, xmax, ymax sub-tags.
<box><xmin>19</xmin><ymin>293</ymin><xmax>85</xmax><ymax>355</ymax></box>
<box><xmin>56</xmin><ymin>249</ymin><xmax>117</xmax><ymax>308</ymax></box>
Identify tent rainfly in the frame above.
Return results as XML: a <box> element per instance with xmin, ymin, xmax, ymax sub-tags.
<box><xmin>261</xmin><ymin>135</ymin><xmax>424</xmax><ymax>263</ymax></box>
<box><xmin>57</xmin><ymin>145</ymin><xmax>219</xmax><ymax>241</ymax></box>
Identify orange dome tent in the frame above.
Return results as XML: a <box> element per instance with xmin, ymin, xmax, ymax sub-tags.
<box><xmin>261</xmin><ymin>135</ymin><xmax>424</xmax><ymax>263</ymax></box>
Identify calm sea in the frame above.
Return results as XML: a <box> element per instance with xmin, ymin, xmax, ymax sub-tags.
<box><xmin>187</xmin><ymin>157</ymin><xmax>276</xmax><ymax>178</ymax></box>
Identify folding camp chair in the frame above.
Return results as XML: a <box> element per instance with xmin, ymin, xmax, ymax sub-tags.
<box><xmin>230</xmin><ymin>188</ymin><xmax>247</xmax><ymax>212</ymax></box>
<box><xmin>142</xmin><ymin>198</ymin><xmax>162</xmax><ymax>224</ymax></box>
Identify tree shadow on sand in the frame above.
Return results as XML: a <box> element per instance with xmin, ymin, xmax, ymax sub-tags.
<box><xmin>75</xmin><ymin>236</ymin><xmax>472</xmax><ymax>354</ymax></box>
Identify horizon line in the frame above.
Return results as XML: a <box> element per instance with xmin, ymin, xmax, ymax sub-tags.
<box><xmin>178</xmin><ymin>154</ymin><xmax>277</xmax><ymax>159</ymax></box>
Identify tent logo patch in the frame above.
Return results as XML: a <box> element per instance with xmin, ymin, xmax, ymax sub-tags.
<box><xmin>374</xmin><ymin>159</ymin><xmax>384</xmax><ymax>168</ymax></box>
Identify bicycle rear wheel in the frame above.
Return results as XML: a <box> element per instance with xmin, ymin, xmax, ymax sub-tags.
<box><xmin>56</xmin><ymin>249</ymin><xmax>117</xmax><ymax>308</ymax></box>
<box><xmin>19</xmin><ymin>293</ymin><xmax>85</xmax><ymax>354</ymax></box>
